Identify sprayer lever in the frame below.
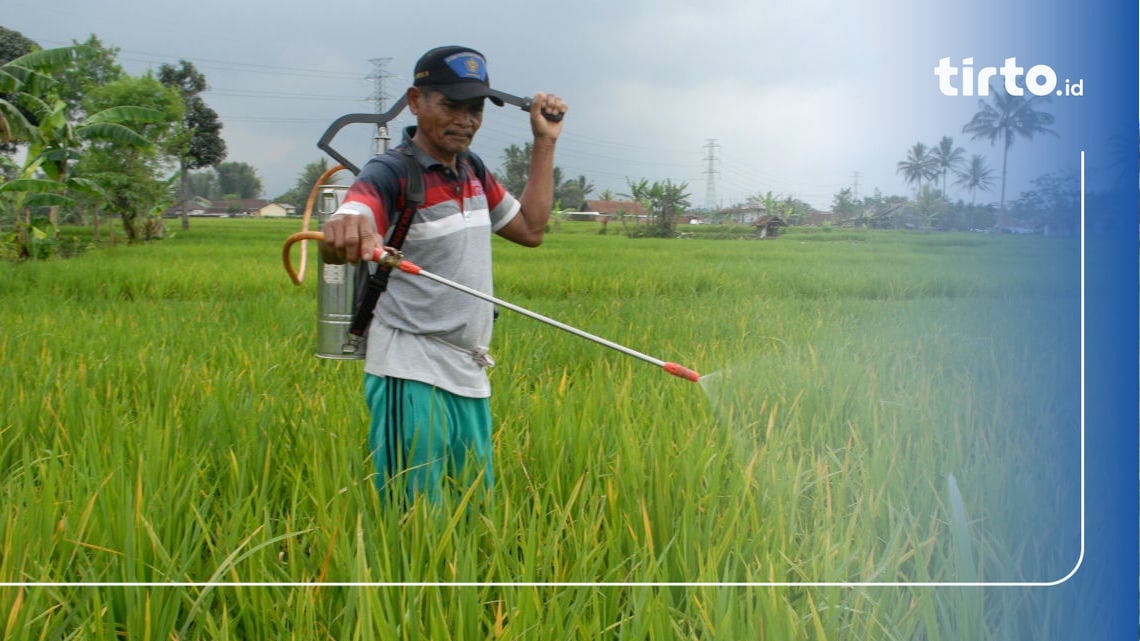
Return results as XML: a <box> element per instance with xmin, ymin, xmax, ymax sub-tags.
<box><xmin>369</xmin><ymin>247</ymin><xmax>404</xmax><ymax>268</ymax></box>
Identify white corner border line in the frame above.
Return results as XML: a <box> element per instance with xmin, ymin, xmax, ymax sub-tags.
<box><xmin>4</xmin><ymin>154</ymin><xmax>1087</xmax><ymax>589</ymax></box>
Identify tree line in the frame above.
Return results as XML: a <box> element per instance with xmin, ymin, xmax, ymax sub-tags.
<box><xmin>888</xmin><ymin>86</ymin><xmax>1073</xmax><ymax>232</ymax></box>
<box><xmin>0</xmin><ymin>26</ymin><xmax>248</xmax><ymax>258</ymax></box>
<box><xmin>3</xmin><ymin>21</ymin><xmax>1077</xmax><ymax>262</ymax></box>
<box><xmin>486</xmin><ymin>81</ymin><xmax>1068</xmax><ymax>237</ymax></box>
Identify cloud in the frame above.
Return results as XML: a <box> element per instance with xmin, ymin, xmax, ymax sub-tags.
<box><xmin>2</xmin><ymin>0</ymin><xmax>1088</xmax><ymax>207</ymax></box>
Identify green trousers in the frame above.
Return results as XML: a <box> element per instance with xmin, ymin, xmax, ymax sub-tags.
<box><xmin>364</xmin><ymin>374</ymin><xmax>493</xmax><ymax>504</ymax></box>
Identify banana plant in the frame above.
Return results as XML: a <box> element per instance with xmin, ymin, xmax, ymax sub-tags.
<box><xmin>1</xmin><ymin>45</ymin><xmax>163</xmax><ymax>229</ymax></box>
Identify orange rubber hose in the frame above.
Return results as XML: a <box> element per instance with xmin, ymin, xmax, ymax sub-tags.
<box><xmin>283</xmin><ymin>230</ymin><xmax>326</xmax><ymax>285</ymax></box>
<box><xmin>284</xmin><ymin>163</ymin><xmax>347</xmax><ymax>285</ymax></box>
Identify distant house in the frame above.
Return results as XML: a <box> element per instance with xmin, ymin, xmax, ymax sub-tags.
<box><xmin>716</xmin><ymin>205</ymin><xmax>766</xmax><ymax>225</ymax></box>
<box><xmin>995</xmin><ymin>213</ymin><xmax>1040</xmax><ymax>234</ymax></box>
<box><xmin>565</xmin><ymin>199</ymin><xmax>650</xmax><ymax>222</ymax></box>
<box><xmin>210</xmin><ymin>199</ymin><xmax>266</xmax><ymax>217</ymax></box>
<box><xmin>162</xmin><ymin>196</ymin><xmax>212</xmax><ymax>218</ymax></box>
<box><xmin>584</xmin><ymin>199</ymin><xmax>650</xmax><ymax>219</ymax></box>
<box><xmin>161</xmin><ymin>198</ymin><xmax>294</xmax><ymax>218</ymax></box>
<box><xmin>255</xmin><ymin>202</ymin><xmax>293</xmax><ymax>218</ymax></box>
<box><xmin>753</xmin><ymin>215</ymin><xmax>786</xmax><ymax>238</ymax></box>
<box><xmin>858</xmin><ymin>202</ymin><xmax>924</xmax><ymax>230</ymax></box>
<box><xmin>802</xmin><ymin>210</ymin><xmax>835</xmax><ymax>227</ymax></box>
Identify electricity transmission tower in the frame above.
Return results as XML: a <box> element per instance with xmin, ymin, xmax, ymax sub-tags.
<box><xmin>703</xmin><ymin>139</ymin><xmax>720</xmax><ymax>210</ymax></box>
<box><xmin>366</xmin><ymin>57</ymin><xmax>393</xmax><ymax>153</ymax></box>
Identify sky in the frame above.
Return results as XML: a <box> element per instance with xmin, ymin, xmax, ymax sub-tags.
<box><xmin>3</xmin><ymin>0</ymin><xmax>1096</xmax><ymax>208</ymax></box>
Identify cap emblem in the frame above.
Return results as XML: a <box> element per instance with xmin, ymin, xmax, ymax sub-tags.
<box><xmin>445</xmin><ymin>52</ymin><xmax>487</xmax><ymax>81</ymax></box>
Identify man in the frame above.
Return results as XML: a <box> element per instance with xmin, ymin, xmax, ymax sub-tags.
<box><xmin>319</xmin><ymin>45</ymin><xmax>566</xmax><ymax>504</ymax></box>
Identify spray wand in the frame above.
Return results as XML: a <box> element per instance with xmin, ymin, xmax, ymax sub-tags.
<box><xmin>282</xmin><ymin>232</ymin><xmax>701</xmax><ymax>382</ymax></box>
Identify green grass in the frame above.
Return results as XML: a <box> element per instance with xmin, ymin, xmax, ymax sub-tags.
<box><xmin>0</xmin><ymin>219</ymin><xmax>1084</xmax><ymax>639</ymax></box>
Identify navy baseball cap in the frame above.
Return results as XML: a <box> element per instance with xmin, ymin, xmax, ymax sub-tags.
<box><xmin>413</xmin><ymin>46</ymin><xmax>504</xmax><ymax>106</ymax></box>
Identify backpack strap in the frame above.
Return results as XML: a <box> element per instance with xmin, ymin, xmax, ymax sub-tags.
<box><xmin>346</xmin><ymin>148</ymin><xmax>424</xmax><ymax>341</ymax></box>
<box><xmin>466</xmin><ymin>150</ymin><xmax>488</xmax><ymax>185</ymax></box>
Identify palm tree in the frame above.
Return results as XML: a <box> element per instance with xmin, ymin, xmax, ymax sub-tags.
<box><xmin>1105</xmin><ymin>125</ymin><xmax>1138</xmax><ymax>188</ymax></box>
<box><xmin>555</xmin><ymin>174</ymin><xmax>594</xmax><ymax>210</ymax></box>
<box><xmin>896</xmin><ymin>142</ymin><xmax>938</xmax><ymax>197</ymax></box>
<box><xmin>953</xmin><ymin>154</ymin><xmax>996</xmax><ymax>205</ymax></box>
<box><xmin>498</xmin><ymin>143</ymin><xmax>531</xmax><ymax>195</ymax></box>
<box><xmin>961</xmin><ymin>85</ymin><xmax>1056</xmax><ymax>212</ymax></box>
<box><xmin>930</xmin><ymin>136</ymin><xmax>966</xmax><ymax>195</ymax></box>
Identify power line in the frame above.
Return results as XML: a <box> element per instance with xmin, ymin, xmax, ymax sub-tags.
<box><xmin>206</xmin><ymin>88</ymin><xmax>367</xmax><ymax>102</ymax></box>
<box><xmin>222</xmin><ymin>116</ymin><xmax>340</xmax><ymax>123</ymax></box>
<box><xmin>115</xmin><ymin>49</ymin><xmax>365</xmax><ymax>80</ymax></box>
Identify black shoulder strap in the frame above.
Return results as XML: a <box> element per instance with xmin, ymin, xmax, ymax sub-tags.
<box><xmin>391</xmin><ymin>148</ymin><xmax>425</xmax><ymax>244</ymax></box>
<box><xmin>466</xmin><ymin>151</ymin><xmax>488</xmax><ymax>185</ymax></box>
<box><xmin>347</xmin><ymin>148</ymin><xmax>424</xmax><ymax>339</ymax></box>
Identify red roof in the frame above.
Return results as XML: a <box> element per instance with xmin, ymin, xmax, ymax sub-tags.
<box><xmin>583</xmin><ymin>199</ymin><xmax>648</xmax><ymax>216</ymax></box>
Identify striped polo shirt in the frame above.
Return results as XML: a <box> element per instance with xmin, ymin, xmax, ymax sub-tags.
<box><xmin>333</xmin><ymin>127</ymin><xmax>521</xmax><ymax>397</ymax></box>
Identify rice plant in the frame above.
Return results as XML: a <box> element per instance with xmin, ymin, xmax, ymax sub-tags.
<box><xmin>0</xmin><ymin>219</ymin><xmax>1083</xmax><ymax>639</ymax></box>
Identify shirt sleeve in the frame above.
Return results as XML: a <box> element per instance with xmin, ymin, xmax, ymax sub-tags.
<box><xmin>479</xmin><ymin>165</ymin><xmax>521</xmax><ymax>232</ymax></box>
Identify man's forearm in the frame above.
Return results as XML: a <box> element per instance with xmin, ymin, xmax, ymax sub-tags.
<box><xmin>517</xmin><ymin>137</ymin><xmax>558</xmax><ymax>234</ymax></box>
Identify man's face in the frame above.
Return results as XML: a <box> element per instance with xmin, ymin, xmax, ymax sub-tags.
<box><xmin>409</xmin><ymin>87</ymin><xmax>485</xmax><ymax>161</ymax></box>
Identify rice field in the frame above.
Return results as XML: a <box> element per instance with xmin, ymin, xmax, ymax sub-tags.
<box><xmin>1</xmin><ymin>219</ymin><xmax>1085</xmax><ymax>639</ymax></box>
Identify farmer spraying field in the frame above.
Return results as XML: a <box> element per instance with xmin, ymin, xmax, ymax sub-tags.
<box><xmin>318</xmin><ymin>46</ymin><xmax>567</xmax><ymax>504</ymax></box>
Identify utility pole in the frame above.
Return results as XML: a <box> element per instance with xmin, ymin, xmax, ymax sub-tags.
<box><xmin>703</xmin><ymin>139</ymin><xmax>720</xmax><ymax>210</ymax></box>
<box><xmin>367</xmin><ymin>57</ymin><xmax>393</xmax><ymax>153</ymax></box>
